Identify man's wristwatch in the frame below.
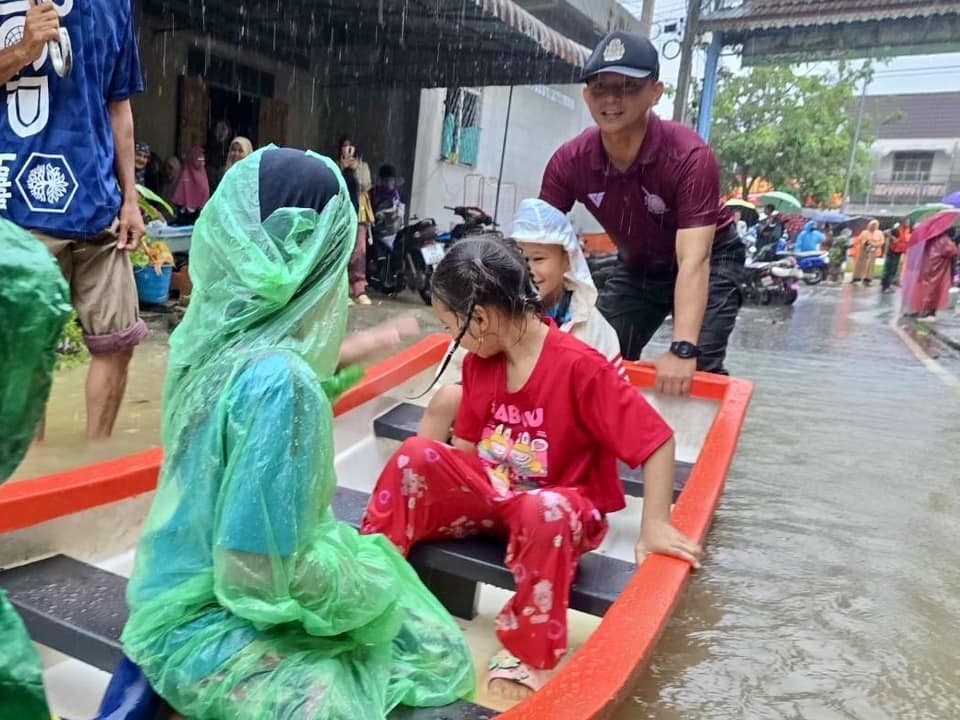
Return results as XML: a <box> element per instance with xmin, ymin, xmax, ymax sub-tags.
<box><xmin>669</xmin><ymin>341</ymin><xmax>701</xmax><ymax>360</ymax></box>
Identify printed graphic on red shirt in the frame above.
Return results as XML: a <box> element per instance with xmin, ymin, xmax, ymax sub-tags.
<box><xmin>477</xmin><ymin>404</ymin><xmax>550</xmax><ymax>496</ymax></box>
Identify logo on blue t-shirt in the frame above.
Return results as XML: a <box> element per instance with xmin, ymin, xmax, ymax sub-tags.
<box><xmin>15</xmin><ymin>152</ymin><xmax>78</xmax><ymax>213</ymax></box>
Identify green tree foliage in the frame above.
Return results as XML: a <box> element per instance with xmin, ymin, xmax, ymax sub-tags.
<box><xmin>705</xmin><ymin>63</ymin><xmax>875</xmax><ymax>205</ymax></box>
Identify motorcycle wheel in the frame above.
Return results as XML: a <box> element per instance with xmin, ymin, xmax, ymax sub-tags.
<box><xmin>784</xmin><ymin>287</ymin><xmax>799</xmax><ymax>305</ymax></box>
<box><xmin>760</xmin><ymin>288</ymin><xmax>772</xmax><ymax>305</ymax></box>
<box><xmin>404</xmin><ymin>254</ymin><xmax>432</xmax><ymax>305</ymax></box>
<box><xmin>418</xmin><ymin>266</ymin><xmax>434</xmax><ymax>305</ymax></box>
<box><xmin>802</xmin><ymin>267</ymin><xmax>826</xmax><ymax>286</ymax></box>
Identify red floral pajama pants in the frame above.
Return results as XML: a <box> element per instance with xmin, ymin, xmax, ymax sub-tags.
<box><xmin>360</xmin><ymin>437</ymin><xmax>607</xmax><ymax>670</ymax></box>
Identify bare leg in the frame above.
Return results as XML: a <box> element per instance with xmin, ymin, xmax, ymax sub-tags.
<box><xmin>85</xmin><ymin>349</ymin><xmax>133</xmax><ymax>440</ymax></box>
<box><xmin>418</xmin><ymin>384</ymin><xmax>463</xmax><ymax>442</ymax></box>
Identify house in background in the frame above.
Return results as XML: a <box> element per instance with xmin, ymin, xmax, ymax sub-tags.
<box><xmin>409</xmin><ymin>0</ymin><xmax>639</xmax><ymax>237</ymax></box>
<box><xmin>848</xmin><ymin>92</ymin><xmax>960</xmax><ymax>216</ymax></box>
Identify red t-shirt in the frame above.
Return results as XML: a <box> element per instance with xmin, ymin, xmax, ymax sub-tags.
<box><xmin>453</xmin><ymin>326</ymin><xmax>674</xmax><ymax>514</ymax></box>
<box><xmin>540</xmin><ymin>114</ymin><xmax>734</xmax><ymax>277</ymax></box>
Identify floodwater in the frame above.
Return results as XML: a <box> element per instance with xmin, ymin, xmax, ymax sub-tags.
<box><xmin>14</xmin><ymin>288</ymin><xmax>960</xmax><ymax>718</ymax></box>
<box><xmin>617</xmin><ymin>285</ymin><xmax>960</xmax><ymax>720</ymax></box>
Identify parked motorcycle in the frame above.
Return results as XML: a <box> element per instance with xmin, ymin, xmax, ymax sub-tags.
<box><xmin>399</xmin><ymin>217</ymin><xmax>443</xmax><ymax>305</ymax></box>
<box><xmin>445</xmin><ymin>206</ymin><xmax>502</xmax><ymax>242</ymax></box>
<box><xmin>366</xmin><ymin>200</ymin><xmax>407</xmax><ymax>296</ymax></box>
<box><xmin>741</xmin><ymin>255</ymin><xmax>803</xmax><ymax>305</ymax></box>
<box><xmin>785</xmin><ymin>250</ymin><xmax>830</xmax><ymax>285</ymax></box>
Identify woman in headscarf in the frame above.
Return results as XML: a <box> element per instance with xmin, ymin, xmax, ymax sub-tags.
<box><xmin>121</xmin><ymin>147</ymin><xmax>474</xmax><ymax>719</ymax></box>
<box><xmin>171</xmin><ymin>146</ymin><xmax>210</xmax><ymax>224</ymax></box>
<box><xmin>851</xmin><ymin>219</ymin><xmax>885</xmax><ymax>285</ymax></box>
<box><xmin>225</xmin><ymin>136</ymin><xmax>254</xmax><ymax>174</ymax></box>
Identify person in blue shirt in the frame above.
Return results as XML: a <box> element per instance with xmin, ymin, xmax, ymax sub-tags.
<box><xmin>1</xmin><ymin>0</ymin><xmax>146</xmax><ymax>439</ymax></box>
<box><xmin>795</xmin><ymin>221</ymin><xmax>826</xmax><ymax>253</ymax></box>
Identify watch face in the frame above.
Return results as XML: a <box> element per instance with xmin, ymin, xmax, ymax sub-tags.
<box><xmin>671</xmin><ymin>341</ymin><xmax>699</xmax><ymax>359</ymax></box>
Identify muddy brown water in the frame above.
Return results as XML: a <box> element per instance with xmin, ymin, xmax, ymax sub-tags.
<box><xmin>13</xmin><ymin>288</ymin><xmax>960</xmax><ymax>719</ymax></box>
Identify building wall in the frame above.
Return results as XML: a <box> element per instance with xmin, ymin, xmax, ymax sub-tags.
<box><xmin>131</xmin><ymin>13</ymin><xmax>322</xmax><ymax>162</ymax></box>
<box><xmin>410</xmin><ymin>84</ymin><xmax>603</xmax><ymax>237</ymax></box>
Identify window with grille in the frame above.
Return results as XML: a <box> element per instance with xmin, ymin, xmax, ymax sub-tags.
<box><xmin>891</xmin><ymin>152</ymin><xmax>934</xmax><ymax>182</ymax></box>
<box><xmin>441</xmin><ymin>87</ymin><xmax>482</xmax><ymax>167</ymax></box>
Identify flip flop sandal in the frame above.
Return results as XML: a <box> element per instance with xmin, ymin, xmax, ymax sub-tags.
<box><xmin>486</xmin><ymin>649</ymin><xmax>545</xmax><ymax>694</ymax></box>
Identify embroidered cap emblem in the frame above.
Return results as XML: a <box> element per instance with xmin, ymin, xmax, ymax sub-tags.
<box><xmin>603</xmin><ymin>38</ymin><xmax>626</xmax><ymax>63</ymax></box>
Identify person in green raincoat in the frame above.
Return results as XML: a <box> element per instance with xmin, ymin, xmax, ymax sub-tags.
<box><xmin>121</xmin><ymin>147</ymin><xmax>475</xmax><ymax>719</ymax></box>
<box><xmin>0</xmin><ymin>219</ymin><xmax>73</xmax><ymax>719</ymax></box>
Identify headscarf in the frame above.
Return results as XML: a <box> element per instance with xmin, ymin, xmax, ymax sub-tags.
<box><xmin>857</xmin><ymin>219</ymin><xmax>884</xmax><ymax>252</ymax></box>
<box><xmin>167</xmin><ymin>146</ymin><xmax>356</xmax><ymax>376</ymax></box>
<box><xmin>511</xmin><ymin>198</ymin><xmax>593</xmax><ymax>289</ymax></box>
<box><xmin>225</xmin><ymin>136</ymin><xmax>253</xmax><ymax>172</ymax></box>
<box><xmin>172</xmin><ymin>146</ymin><xmax>210</xmax><ymax>211</ymax></box>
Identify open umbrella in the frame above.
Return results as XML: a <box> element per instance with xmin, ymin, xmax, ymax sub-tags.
<box><xmin>725</xmin><ymin>198</ymin><xmax>758</xmax><ymax>225</ymax></box>
<box><xmin>906</xmin><ymin>203</ymin><xmax>952</xmax><ymax>226</ymax></box>
<box><xmin>942</xmin><ymin>191</ymin><xmax>960</xmax><ymax>208</ymax></box>
<box><xmin>811</xmin><ymin>210</ymin><xmax>849</xmax><ymax>224</ymax></box>
<box><xmin>909</xmin><ymin>209</ymin><xmax>960</xmax><ymax>248</ymax></box>
<box><xmin>758</xmin><ymin>191</ymin><xmax>802</xmax><ymax>214</ymax></box>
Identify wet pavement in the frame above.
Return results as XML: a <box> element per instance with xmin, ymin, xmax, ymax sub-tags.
<box><xmin>617</xmin><ymin>282</ymin><xmax>960</xmax><ymax>720</ymax></box>
<box><xmin>16</xmin><ymin>282</ymin><xmax>960</xmax><ymax>718</ymax></box>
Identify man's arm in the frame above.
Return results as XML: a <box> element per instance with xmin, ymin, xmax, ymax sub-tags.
<box><xmin>538</xmin><ymin>147</ymin><xmax>577</xmax><ymax>213</ymax></box>
<box><xmin>108</xmin><ymin>99</ymin><xmax>144</xmax><ymax>250</ymax></box>
<box><xmin>1</xmin><ymin>4</ymin><xmax>60</xmax><ymax>85</ymax></box>
<box><xmin>655</xmin><ymin>224</ymin><xmax>713</xmax><ymax>396</ymax></box>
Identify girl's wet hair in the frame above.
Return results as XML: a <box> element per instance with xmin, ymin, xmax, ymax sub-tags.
<box><xmin>432</xmin><ymin>236</ymin><xmax>541</xmax><ymax>322</ymax></box>
<box><xmin>411</xmin><ymin>237</ymin><xmax>540</xmax><ymax>398</ymax></box>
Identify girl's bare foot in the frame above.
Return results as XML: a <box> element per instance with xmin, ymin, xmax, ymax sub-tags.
<box><xmin>486</xmin><ymin>649</ymin><xmax>547</xmax><ymax>701</ymax></box>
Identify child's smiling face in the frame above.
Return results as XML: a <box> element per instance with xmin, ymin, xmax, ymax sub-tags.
<box><xmin>518</xmin><ymin>242</ymin><xmax>569</xmax><ymax>309</ymax></box>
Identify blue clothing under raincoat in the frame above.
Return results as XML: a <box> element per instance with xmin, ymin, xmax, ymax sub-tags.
<box><xmin>795</xmin><ymin>221</ymin><xmax>825</xmax><ymax>253</ymax></box>
<box><xmin>121</xmin><ymin>147</ymin><xmax>474</xmax><ymax>719</ymax></box>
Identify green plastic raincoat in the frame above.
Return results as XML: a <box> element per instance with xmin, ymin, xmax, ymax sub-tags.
<box><xmin>0</xmin><ymin>219</ymin><xmax>72</xmax><ymax>720</ymax></box>
<box><xmin>121</xmin><ymin>148</ymin><xmax>474</xmax><ymax>719</ymax></box>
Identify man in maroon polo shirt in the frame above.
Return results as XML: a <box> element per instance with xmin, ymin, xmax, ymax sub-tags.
<box><xmin>540</xmin><ymin>31</ymin><xmax>744</xmax><ymax>395</ymax></box>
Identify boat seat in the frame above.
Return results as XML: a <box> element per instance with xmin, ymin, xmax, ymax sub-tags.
<box><xmin>0</xmin><ymin>555</ymin><xmax>495</xmax><ymax>720</ymax></box>
<box><xmin>374</xmin><ymin>402</ymin><xmax>693</xmax><ymax>502</ymax></box>
<box><xmin>0</xmin><ymin>486</ymin><xmax>634</xmax><ymax>701</ymax></box>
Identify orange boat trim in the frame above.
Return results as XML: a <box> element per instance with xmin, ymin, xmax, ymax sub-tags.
<box><xmin>0</xmin><ymin>334</ymin><xmax>753</xmax><ymax>720</ymax></box>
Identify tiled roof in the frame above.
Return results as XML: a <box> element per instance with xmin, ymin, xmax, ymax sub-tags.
<box><xmin>701</xmin><ymin>0</ymin><xmax>960</xmax><ymax>32</ymax></box>
<box><xmin>853</xmin><ymin>92</ymin><xmax>960</xmax><ymax>140</ymax></box>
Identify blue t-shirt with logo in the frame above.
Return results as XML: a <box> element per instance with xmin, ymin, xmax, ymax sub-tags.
<box><xmin>0</xmin><ymin>0</ymin><xmax>143</xmax><ymax>239</ymax></box>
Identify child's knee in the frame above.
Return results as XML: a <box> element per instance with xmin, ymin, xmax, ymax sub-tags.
<box><xmin>394</xmin><ymin>436</ymin><xmax>444</xmax><ymax>471</ymax></box>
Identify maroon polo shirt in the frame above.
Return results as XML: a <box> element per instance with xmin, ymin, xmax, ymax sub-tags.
<box><xmin>540</xmin><ymin>113</ymin><xmax>734</xmax><ymax>277</ymax></box>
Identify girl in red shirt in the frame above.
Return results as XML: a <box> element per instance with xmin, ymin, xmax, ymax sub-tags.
<box><xmin>361</xmin><ymin>237</ymin><xmax>701</xmax><ymax>699</ymax></box>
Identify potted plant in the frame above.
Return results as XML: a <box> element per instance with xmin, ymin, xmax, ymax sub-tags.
<box><xmin>131</xmin><ymin>237</ymin><xmax>175</xmax><ymax>305</ymax></box>
<box><xmin>131</xmin><ymin>185</ymin><xmax>177</xmax><ymax>305</ymax></box>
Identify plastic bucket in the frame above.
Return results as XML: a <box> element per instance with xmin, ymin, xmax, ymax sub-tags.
<box><xmin>134</xmin><ymin>265</ymin><xmax>173</xmax><ymax>304</ymax></box>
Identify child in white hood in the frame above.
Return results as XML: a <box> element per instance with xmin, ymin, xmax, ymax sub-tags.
<box><xmin>419</xmin><ymin>198</ymin><xmax>624</xmax><ymax>441</ymax></box>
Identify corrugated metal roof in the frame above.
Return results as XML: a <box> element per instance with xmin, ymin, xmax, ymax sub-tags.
<box><xmin>701</xmin><ymin>0</ymin><xmax>960</xmax><ymax>32</ymax></box>
<box><xmin>482</xmin><ymin>0</ymin><xmax>591</xmax><ymax>68</ymax></box>
<box><xmin>854</xmin><ymin>92</ymin><xmax>960</xmax><ymax>140</ymax></box>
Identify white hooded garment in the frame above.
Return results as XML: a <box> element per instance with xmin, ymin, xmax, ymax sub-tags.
<box><xmin>511</xmin><ymin>199</ymin><xmax>624</xmax><ymax>375</ymax></box>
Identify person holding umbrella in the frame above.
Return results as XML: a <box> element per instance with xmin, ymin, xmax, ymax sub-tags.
<box><xmin>540</xmin><ymin>31</ymin><xmax>744</xmax><ymax>393</ymax></box>
<box><xmin>901</xmin><ymin>210</ymin><xmax>960</xmax><ymax>322</ymax></box>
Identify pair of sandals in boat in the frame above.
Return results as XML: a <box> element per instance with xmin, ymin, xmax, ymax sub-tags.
<box><xmin>487</xmin><ymin>648</ymin><xmax>547</xmax><ymax>696</ymax></box>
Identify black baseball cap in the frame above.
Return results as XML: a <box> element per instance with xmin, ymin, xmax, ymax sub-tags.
<box><xmin>580</xmin><ymin>31</ymin><xmax>660</xmax><ymax>82</ymax></box>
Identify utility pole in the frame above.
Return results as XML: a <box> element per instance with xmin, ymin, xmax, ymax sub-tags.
<box><xmin>673</xmin><ymin>0</ymin><xmax>703</xmax><ymax>124</ymax></box>
<box><xmin>842</xmin><ymin>63</ymin><xmax>871</xmax><ymax>212</ymax></box>
<box><xmin>639</xmin><ymin>0</ymin><xmax>656</xmax><ymax>36</ymax></box>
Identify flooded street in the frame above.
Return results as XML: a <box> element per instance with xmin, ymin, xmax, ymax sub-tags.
<box><xmin>15</xmin><ymin>286</ymin><xmax>960</xmax><ymax>718</ymax></box>
<box><xmin>621</xmin><ymin>285</ymin><xmax>960</xmax><ymax>719</ymax></box>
